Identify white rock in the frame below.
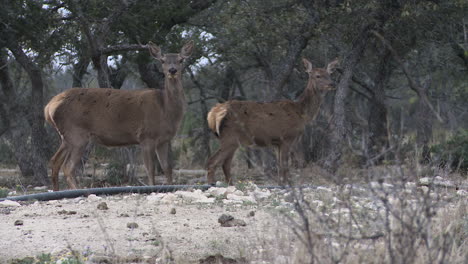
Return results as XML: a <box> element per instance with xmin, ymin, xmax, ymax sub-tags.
<box><xmin>196</xmin><ymin>197</ymin><xmax>215</xmax><ymax>203</ymax></box>
<box><xmin>405</xmin><ymin>182</ymin><xmax>416</xmax><ymax>189</ymax></box>
<box><xmin>317</xmin><ymin>186</ymin><xmax>332</xmax><ymax>193</ymax></box>
<box><xmin>250</xmin><ymin>189</ymin><xmax>271</xmax><ymax>200</ymax></box>
<box><xmin>33</xmin><ymin>186</ymin><xmax>47</xmax><ymax>191</ymax></box>
<box><xmin>87</xmin><ymin>194</ymin><xmax>102</xmax><ymax>201</ymax></box>
<box><xmin>227</xmin><ymin>193</ymin><xmax>256</xmax><ymax>203</ymax></box>
<box><xmin>419</xmin><ymin>177</ymin><xmax>431</xmax><ymax>185</ymax></box>
<box><xmin>456</xmin><ymin>190</ymin><xmax>467</xmax><ymax>197</ymax></box>
<box><xmin>215</xmin><ymin>181</ymin><xmax>224</xmax><ymax>187</ymax></box>
<box><xmin>223</xmin><ymin>199</ymin><xmax>243</xmax><ymax>204</ymax></box>
<box><xmin>233</xmin><ymin>190</ymin><xmax>244</xmax><ymax>196</ymax></box>
<box><xmin>8</xmin><ymin>191</ymin><xmax>16</xmax><ymax>196</ymax></box>
<box><xmin>160</xmin><ymin>193</ymin><xmax>177</xmax><ymax>203</ymax></box>
<box><xmin>207</xmin><ymin>187</ymin><xmax>227</xmax><ymax>197</ymax></box>
<box><xmin>174</xmin><ymin>190</ymin><xmax>215</xmax><ymax>203</ymax></box>
<box><xmin>434</xmin><ymin>176</ymin><xmax>444</xmax><ymax>181</ymax></box>
<box><xmin>226</xmin><ymin>186</ymin><xmax>237</xmax><ymax>194</ymax></box>
<box><xmin>0</xmin><ymin>200</ymin><xmax>21</xmax><ymax>207</ymax></box>
<box><xmin>146</xmin><ymin>193</ymin><xmax>165</xmax><ymax>202</ymax></box>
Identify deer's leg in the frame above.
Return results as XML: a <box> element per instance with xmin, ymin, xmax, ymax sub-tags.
<box><xmin>222</xmin><ymin>148</ymin><xmax>238</xmax><ymax>185</ymax></box>
<box><xmin>156</xmin><ymin>142</ymin><xmax>173</xmax><ymax>184</ymax></box>
<box><xmin>141</xmin><ymin>141</ymin><xmax>156</xmax><ymax>185</ymax></box>
<box><xmin>278</xmin><ymin>142</ymin><xmax>291</xmax><ymax>185</ymax></box>
<box><xmin>62</xmin><ymin>142</ymin><xmax>87</xmax><ymax>190</ymax></box>
<box><xmin>206</xmin><ymin>143</ymin><xmax>238</xmax><ymax>185</ymax></box>
<box><xmin>49</xmin><ymin>142</ymin><xmax>68</xmax><ymax>191</ymax></box>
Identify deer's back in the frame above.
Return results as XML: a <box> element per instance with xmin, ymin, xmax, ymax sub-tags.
<box><xmin>213</xmin><ymin>100</ymin><xmax>306</xmax><ymax>146</ymax></box>
<box><xmin>45</xmin><ymin>88</ymin><xmax>173</xmax><ymax>146</ymax></box>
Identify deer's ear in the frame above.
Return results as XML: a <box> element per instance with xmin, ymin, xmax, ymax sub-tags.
<box><xmin>180</xmin><ymin>41</ymin><xmax>194</xmax><ymax>59</ymax></box>
<box><xmin>148</xmin><ymin>42</ymin><xmax>163</xmax><ymax>60</ymax></box>
<box><xmin>303</xmin><ymin>58</ymin><xmax>313</xmax><ymax>73</ymax></box>
<box><xmin>327</xmin><ymin>58</ymin><xmax>339</xmax><ymax>74</ymax></box>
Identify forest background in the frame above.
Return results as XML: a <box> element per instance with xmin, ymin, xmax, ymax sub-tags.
<box><xmin>0</xmin><ymin>0</ymin><xmax>466</xmax><ymax>187</ymax></box>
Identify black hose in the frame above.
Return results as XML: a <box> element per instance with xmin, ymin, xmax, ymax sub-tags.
<box><xmin>0</xmin><ymin>184</ymin><xmax>285</xmax><ymax>202</ymax></box>
<box><xmin>0</xmin><ymin>185</ymin><xmax>212</xmax><ymax>202</ymax></box>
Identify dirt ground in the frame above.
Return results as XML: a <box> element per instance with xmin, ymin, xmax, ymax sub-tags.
<box><xmin>0</xmin><ymin>167</ymin><xmax>292</xmax><ymax>264</ymax></box>
<box><xmin>1</xmin><ymin>166</ymin><xmax>466</xmax><ymax>264</ymax></box>
<box><xmin>0</xmin><ymin>191</ymin><xmax>283</xmax><ymax>263</ymax></box>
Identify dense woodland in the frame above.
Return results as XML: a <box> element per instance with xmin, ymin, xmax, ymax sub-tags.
<box><xmin>0</xmin><ymin>0</ymin><xmax>467</xmax><ymax>187</ymax></box>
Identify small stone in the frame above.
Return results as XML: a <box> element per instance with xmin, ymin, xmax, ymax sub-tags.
<box><xmin>248</xmin><ymin>211</ymin><xmax>255</xmax><ymax>217</ymax></box>
<box><xmin>87</xmin><ymin>194</ymin><xmax>102</xmax><ymax>201</ymax></box>
<box><xmin>14</xmin><ymin>220</ymin><xmax>23</xmax><ymax>226</ymax></box>
<box><xmin>222</xmin><ymin>219</ymin><xmax>246</xmax><ymax>227</ymax></box>
<box><xmin>58</xmin><ymin>210</ymin><xmax>77</xmax><ymax>215</ymax></box>
<box><xmin>33</xmin><ymin>186</ymin><xmax>47</xmax><ymax>191</ymax></box>
<box><xmin>0</xmin><ymin>200</ymin><xmax>21</xmax><ymax>207</ymax></box>
<box><xmin>218</xmin><ymin>214</ymin><xmax>234</xmax><ymax>225</ymax></box>
<box><xmin>170</xmin><ymin>208</ymin><xmax>176</xmax><ymax>214</ymax></box>
<box><xmin>97</xmin><ymin>202</ymin><xmax>109</xmax><ymax>210</ymax></box>
<box><xmin>218</xmin><ymin>214</ymin><xmax>246</xmax><ymax>227</ymax></box>
<box><xmin>127</xmin><ymin>222</ymin><xmax>139</xmax><ymax>229</ymax></box>
<box><xmin>120</xmin><ymin>213</ymin><xmax>130</xmax><ymax>217</ymax></box>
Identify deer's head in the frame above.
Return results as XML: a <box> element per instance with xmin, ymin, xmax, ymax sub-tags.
<box><xmin>148</xmin><ymin>41</ymin><xmax>194</xmax><ymax>80</ymax></box>
<box><xmin>303</xmin><ymin>58</ymin><xmax>339</xmax><ymax>92</ymax></box>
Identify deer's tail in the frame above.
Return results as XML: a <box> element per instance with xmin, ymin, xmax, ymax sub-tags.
<box><xmin>44</xmin><ymin>93</ymin><xmax>66</xmax><ymax>133</ymax></box>
<box><xmin>207</xmin><ymin>103</ymin><xmax>228</xmax><ymax>137</ymax></box>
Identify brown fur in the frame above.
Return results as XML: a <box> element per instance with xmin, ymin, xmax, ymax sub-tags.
<box><xmin>45</xmin><ymin>41</ymin><xmax>194</xmax><ymax>190</ymax></box>
<box><xmin>206</xmin><ymin>58</ymin><xmax>339</xmax><ymax>184</ymax></box>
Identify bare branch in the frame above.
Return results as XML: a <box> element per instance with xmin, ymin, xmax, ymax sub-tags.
<box><xmin>371</xmin><ymin>30</ymin><xmax>443</xmax><ymax>122</ymax></box>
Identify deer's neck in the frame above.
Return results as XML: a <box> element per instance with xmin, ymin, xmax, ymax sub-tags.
<box><xmin>297</xmin><ymin>78</ymin><xmax>322</xmax><ymax>121</ymax></box>
<box><xmin>164</xmin><ymin>77</ymin><xmax>186</xmax><ymax>114</ymax></box>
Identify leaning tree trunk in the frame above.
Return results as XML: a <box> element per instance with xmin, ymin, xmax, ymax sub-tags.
<box><xmin>0</xmin><ymin>49</ymin><xmax>35</xmax><ymax>178</ymax></box>
<box><xmin>7</xmin><ymin>44</ymin><xmax>50</xmax><ymax>185</ymax></box>
<box><xmin>322</xmin><ymin>24</ymin><xmax>373</xmax><ymax>172</ymax></box>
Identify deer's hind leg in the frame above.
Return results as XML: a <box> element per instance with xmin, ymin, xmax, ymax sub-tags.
<box><xmin>61</xmin><ymin>131</ymin><xmax>89</xmax><ymax>189</ymax></box>
<box><xmin>49</xmin><ymin>142</ymin><xmax>68</xmax><ymax>191</ymax></box>
<box><xmin>222</xmin><ymin>148</ymin><xmax>238</xmax><ymax>185</ymax></box>
<box><xmin>206</xmin><ymin>140</ymin><xmax>239</xmax><ymax>185</ymax></box>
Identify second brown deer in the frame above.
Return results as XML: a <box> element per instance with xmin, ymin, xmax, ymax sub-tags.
<box><xmin>206</xmin><ymin>58</ymin><xmax>339</xmax><ymax>185</ymax></box>
<box><xmin>44</xmin><ymin>41</ymin><xmax>194</xmax><ymax>190</ymax></box>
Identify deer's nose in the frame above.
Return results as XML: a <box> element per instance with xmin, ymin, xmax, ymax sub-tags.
<box><xmin>169</xmin><ymin>68</ymin><xmax>177</xmax><ymax>75</ymax></box>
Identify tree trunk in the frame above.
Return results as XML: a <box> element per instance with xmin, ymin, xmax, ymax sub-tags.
<box><xmin>72</xmin><ymin>53</ymin><xmax>90</xmax><ymax>88</ymax></box>
<box><xmin>367</xmin><ymin>50</ymin><xmax>392</xmax><ymax>163</ymax></box>
<box><xmin>92</xmin><ymin>54</ymin><xmax>112</xmax><ymax>88</ymax></box>
<box><xmin>7</xmin><ymin>44</ymin><xmax>51</xmax><ymax>186</ymax></box>
<box><xmin>137</xmin><ymin>53</ymin><xmax>164</xmax><ymax>89</ymax></box>
<box><xmin>322</xmin><ymin>24</ymin><xmax>374</xmax><ymax>172</ymax></box>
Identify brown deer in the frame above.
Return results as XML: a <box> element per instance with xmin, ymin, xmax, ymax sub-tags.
<box><xmin>44</xmin><ymin>41</ymin><xmax>194</xmax><ymax>190</ymax></box>
<box><xmin>206</xmin><ymin>58</ymin><xmax>339</xmax><ymax>185</ymax></box>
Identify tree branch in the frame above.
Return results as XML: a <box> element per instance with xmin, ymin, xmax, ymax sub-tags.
<box><xmin>371</xmin><ymin>30</ymin><xmax>443</xmax><ymax>122</ymax></box>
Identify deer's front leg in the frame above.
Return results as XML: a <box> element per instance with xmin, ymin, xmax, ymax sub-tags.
<box><xmin>156</xmin><ymin>141</ymin><xmax>173</xmax><ymax>184</ymax></box>
<box><xmin>141</xmin><ymin>141</ymin><xmax>156</xmax><ymax>185</ymax></box>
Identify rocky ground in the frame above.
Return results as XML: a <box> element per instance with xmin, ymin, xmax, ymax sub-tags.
<box><xmin>0</xmin><ymin>168</ymin><xmax>467</xmax><ymax>264</ymax></box>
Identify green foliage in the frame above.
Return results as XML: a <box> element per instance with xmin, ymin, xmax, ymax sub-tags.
<box><xmin>104</xmin><ymin>162</ymin><xmax>126</xmax><ymax>186</ymax></box>
<box><xmin>430</xmin><ymin>130</ymin><xmax>468</xmax><ymax>172</ymax></box>
<box><xmin>9</xmin><ymin>257</ymin><xmax>34</xmax><ymax>264</ymax></box>
<box><xmin>36</xmin><ymin>254</ymin><xmax>52</xmax><ymax>264</ymax></box>
<box><xmin>0</xmin><ymin>187</ymin><xmax>9</xmax><ymax>198</ymax></box>
<box><xmin>0</xmin><ymin>142</ymin><xmax>15</xmax><ymax>165</ymax></box>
